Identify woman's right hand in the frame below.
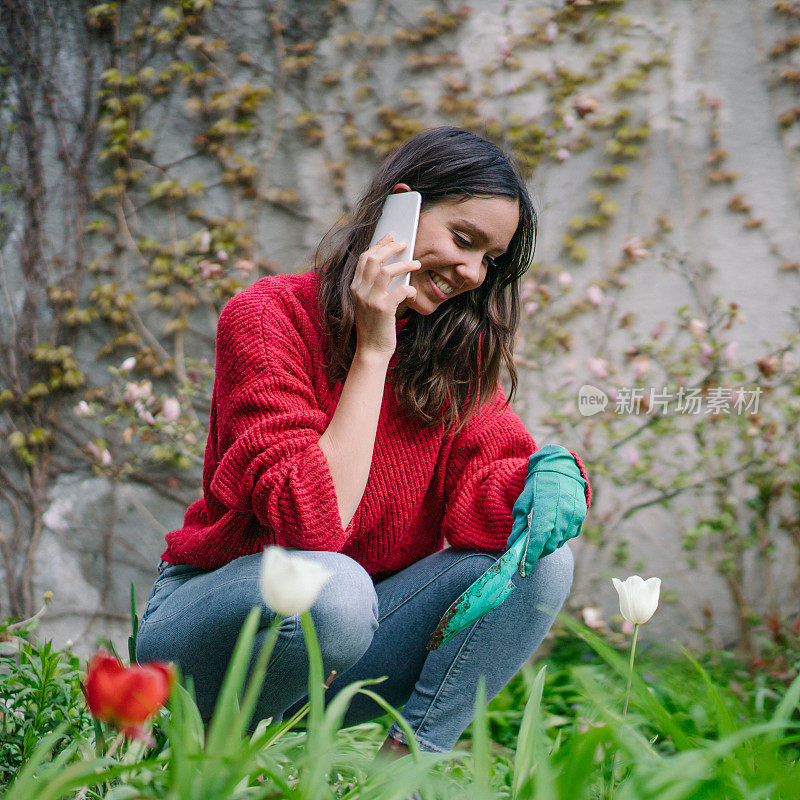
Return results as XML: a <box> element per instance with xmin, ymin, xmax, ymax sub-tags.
<box><xmin>350</xmin><ymin>233</ymin><xmax>420</xmax><ymax>357</ymax></box>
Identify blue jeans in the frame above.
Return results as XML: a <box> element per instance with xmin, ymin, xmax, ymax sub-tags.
<box><xmin>135</xmin><ymin>544</ymin><xmax>573</xmax><ymax>753</ymax></box>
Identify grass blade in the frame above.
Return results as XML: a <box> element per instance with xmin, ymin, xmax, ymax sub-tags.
<box><xmin>472</xmin><ymin>675</ymin><xmax>491</xmax><ymax>793</ymax></box>
<box><xmin>769</xmin><ymin>670</ymin><xmax>800</xmax><ymax>742</ymax></box>
<box><xmin>128</xmin><ymin>581</ymin><xmax>138</xmax><ymax>665</ymax></box>
<box><xmin>204</xmin><ymin>606</ymin><xmax>261</xmax><ymax>756</ymax></box>
<box><xmin>512</xmin><ymin>664</ymin><xmax>552</xmax><ymax>799</ymax></box>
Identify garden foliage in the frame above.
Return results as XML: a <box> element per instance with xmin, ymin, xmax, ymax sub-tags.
<box><xmin>2</xmin><ymin>600</ymin><xmax>800</xmax><ymax>799</ymax></box>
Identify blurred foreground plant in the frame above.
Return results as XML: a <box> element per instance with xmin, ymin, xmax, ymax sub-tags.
<box><xmin>82</xmin><ymin>651</ymin><xmax>175</xmax><ymax>746</ymax></box>
<box><xmin>3</xmin><ymin>601</ymin><xmax>800</xmax><ymax>800</ymax></box>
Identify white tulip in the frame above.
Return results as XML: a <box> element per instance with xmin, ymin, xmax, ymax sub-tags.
<box><xmin>612</xmin><ymin>575</ymin><xmax>661</xmax><ymax>625</ymax></box>
<box><xmin>259</xmin><ymin>546</ymin><xmax>333</xmax><ymax>616</ymax></box>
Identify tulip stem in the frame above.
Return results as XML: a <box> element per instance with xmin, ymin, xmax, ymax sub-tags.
<box><xmin>622</xmin><ymin>623</ymin><xmax>639</xmax><ymax>718</ymax></box>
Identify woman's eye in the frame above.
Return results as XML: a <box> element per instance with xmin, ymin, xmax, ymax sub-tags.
<box><xmin>454</xmin><ymin>231</ymin><xmax>496</xmax><ymax>269</ymax></box>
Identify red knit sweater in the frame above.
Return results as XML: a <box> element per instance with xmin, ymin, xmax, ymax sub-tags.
<box><xmin>161</xmin><ymin>270</ymin><xmax>591</xmax><ymax>578</ymax></box>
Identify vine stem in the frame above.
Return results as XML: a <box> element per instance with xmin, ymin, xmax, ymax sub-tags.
<box><xmin>623</xmin><ymin>623</ymin><xmax>639</xmax><ymax>718</ymax></box>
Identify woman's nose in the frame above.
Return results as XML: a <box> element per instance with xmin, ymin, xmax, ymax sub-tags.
<box><xmin>456</xmin><ymin>254</ymin><xmax>485</xmax><ymax>287</ymax></box>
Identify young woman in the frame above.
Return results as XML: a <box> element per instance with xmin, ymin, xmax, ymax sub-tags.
<box><xmin>135</xmin><ymin>126</ymin><xmax>591</xmax><ymax>756</ymax></box>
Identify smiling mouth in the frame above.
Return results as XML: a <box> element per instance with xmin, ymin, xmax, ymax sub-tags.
<box><xmin>428</xmin><ymin>272</ymin><xmax>454</xmax><ymax>298</ymax></box>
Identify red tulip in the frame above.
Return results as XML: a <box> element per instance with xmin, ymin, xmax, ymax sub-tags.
<box><xmin>83</xmin><ymin>650</ymin><xmax>175</xmax><ymax>743</ymax></box>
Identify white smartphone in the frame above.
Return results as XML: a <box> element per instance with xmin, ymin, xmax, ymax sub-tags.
<box><xmin>368</xmin><ymin>191</ymin><xmax>422</xmax><ymax>293</ymax></box>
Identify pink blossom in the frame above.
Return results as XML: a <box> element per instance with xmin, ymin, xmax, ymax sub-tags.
<box><xmin>124</xmin><ymin>380</ymin><xmax>152</xmax><ymax>405</ymax></box>
<box><xmin>545</xmin><ymin>21</ymin><xmax>558</xmax><ymax>43</ymax></box>
<box><xmin>588</xmin><ymin>285</ymin><xmax>604</xmax><ymax>306</ymax></box>
<box><xmin>556</xmin><ymin>148</ymin><xmax>570</xmax><ymax>162</ymax></box>
<box><xmin>623</xmin><ymin>235</ymin><xmax>649</xmax><ymax>261</ymax></box>
<box><xmin>497</xmin><ymin>34</ymin><xmax>512</xmax><ymax>59</ymax></box>
<box><xmin>216</xmin><ymin>249</ymin><xmax>228</xmax><ymax>262</ymax></box>
<box><xmin>120</xmin><ymin>357</ymin><xmax>136</xmax><ymax>372</ymax></box>
<box><xmin>633</xmin><ymin>355</ymin><xmax>650</xmax><ymax>379</ymax></box>
<box><xmin>700</xmin><ymin>342</ymin><xmax>714</xmax><ymax>364</ymax></box>
<box><xmin>566</xmin><ymin>355</ymin><xmax>578</xmax><ymax>373</ymax></box>
<box><xmin>521</xmin><ymin>280</ymin><xmax>536</xmax><ymax>301</ymax></box>
<box><xmin>135</xmin><ymin>401</ymin><xmax>155</xmax><ymax>425</ymax></box>
<box><xmin>160</xmin><ymin>397</ymin><xmax>180</xmax><ymax>422</ymax></box>
<box><xmin>588</xmin><ymin>357</ymin><xmax>608</xmax><ymax>379</ymax></box>
<box><xmin>782</xmin><ymin>352</ymin><xmax>796</xmax><ymax>373</ymax></box>
<box><xmin>626</xmin><ymin>447</ymin><xmax>640</xmax><ymax>466</ymax></box>
<box><xmin>777</xmin><ymin>451</ymin><xmax>790</xmax><ymax>466</ymax></box>
<box><xmin>563</xmin><ymin>112</ymin><xmax>576</xmax><ymax>130</ymax></box>
<box><xmin>74</xmin><ymin>401</ymin><xmax>93</xmax><ymax>418</ymax></box>
<box><xmin>689</xmin><ymin>318</ymin><xmax>707</xmax><ymax>338</ymax></box>
<box><xmin>524</xmin><ymin>301</ymin><xmax>539</xmax><ymax>315</ymax></box>
<box><xmin>86</xmin><ymin>442</ymin><xmax>111</xmax><ymax>466</ymax></box>
<box><xmin>124</xmin><ymin>383</ymin><xmax>141</xmax><ymax>404</ymax></box>
<box><xmin>723</xmin><ymin>342</ymin><xmax>738</xmax><ymax>364</ymax></box>
<box><xmin>234</xmin><ymin>259</ymin><xmax>255</xmax><ymax>272</ymax></box>
<box><xmin>582</xmin><ymin>606</ymin><xmax>605</xmax><ymax>629</ymax></box>
<box><xmin>198</xmin><ymin>229</ymin><xmax>211</xmax><ymax>253</ymax></box>
<box><xmin>558</xmin><ymin>271</ymin><xmax>573</xmax><ymax>287</ymax></box>
<box><xmin>199</xmin><ymin>260</ymin><xmax>223</xmax><ymax>280</ymax></box>
<box><xmin>621</xmin><ymin>619</ymin><xmax>634</xmax><ymax>635</ymax></box>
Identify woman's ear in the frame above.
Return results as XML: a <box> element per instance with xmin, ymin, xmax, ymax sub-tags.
<box><xmin>391</xmin><ymin>182</ymin><xmax>411</xmax><ymax>193</ymax></box>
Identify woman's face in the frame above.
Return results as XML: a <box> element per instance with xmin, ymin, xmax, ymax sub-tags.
<box><xmin>394</xmin><ymin>192</ymin><xmax>520</xmax><ymax>318</ymax></box>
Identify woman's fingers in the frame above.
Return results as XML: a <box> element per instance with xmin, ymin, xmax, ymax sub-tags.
<box><xmin>354</xmin><ymin>236</ymin><xmax>408</xmax><ymax>284</ymax></box>
<box><xmin>349</xmin><ymin>233</ymin><xmax>419</xmax><ymax>355</ymax></box>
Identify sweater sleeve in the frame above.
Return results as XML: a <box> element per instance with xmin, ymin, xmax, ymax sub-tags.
<box><xmin>440</xmin><ymin>381</ymin><xmax>592</xmax><ymax>553</ymax></box>
<box><xmin>440</xmin><ymin>382</ymin><xmax>536</xmax><ymax>552</ymax></box>
<box><xmin>207</xmin><ymin>288</ymin><xmax>355</xmax><ymax>553</ymax></box>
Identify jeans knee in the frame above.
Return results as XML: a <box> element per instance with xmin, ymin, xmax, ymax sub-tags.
<box><xmin>538</xmin><ymin>542</ymin><xmax>574</xmax><ymax>607</ymax></box>
<box><xmin>309</xmin><ymin>556</ymin><xmax>379</xmax><ymax>673</ymax></box>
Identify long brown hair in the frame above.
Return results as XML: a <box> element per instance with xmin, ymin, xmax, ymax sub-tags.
<box><xmin>314</xmin><ymin>127</ymin><xmax>537</xmax><ymax>437</ymax></box>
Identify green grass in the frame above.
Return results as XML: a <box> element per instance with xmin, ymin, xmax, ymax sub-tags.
<box><xmin>2</xmin><ymin>607</ymin><xmax>799</xmax><ymax>800</ymax></box>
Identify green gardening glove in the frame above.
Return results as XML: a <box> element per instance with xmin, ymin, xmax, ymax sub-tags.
<box><xmin>426</xmin><ymin>444</ymin><xmax>589</xmax><ymax>651</ymax></box>
<box><xmin>507</xmin><ymin>444</ymin><xmax>588</xmax><ymax>577</ymax></box>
